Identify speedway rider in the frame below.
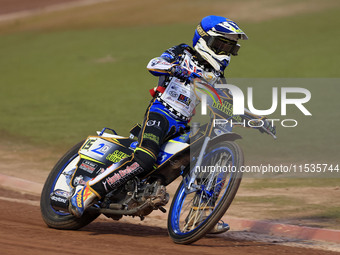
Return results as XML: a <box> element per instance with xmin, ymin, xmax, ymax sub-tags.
<box><xmin>68</xmin><ymin>16</ymin><xmax>276</xmax><ymax>231</ymax></box>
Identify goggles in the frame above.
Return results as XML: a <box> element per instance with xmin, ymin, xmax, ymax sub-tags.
<box><xmin>207</xmin><ymin>36</ymin><xmax>240</xmax><ymax>56</ymax></box>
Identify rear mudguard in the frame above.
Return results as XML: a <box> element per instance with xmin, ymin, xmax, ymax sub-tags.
<box><xmin>209</xmin><ymin>132</ymin><xmax>242</xmax><ymax>147</ymax></box>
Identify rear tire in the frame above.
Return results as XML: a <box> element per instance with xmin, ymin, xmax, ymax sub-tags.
<box><xmin>40</xmin><ymin>141</ymin><xmax>99</xmax><ymax>230</ymax></box>
<box><xmin>168</xmin><ymin>141</ymin><xmax>243</xmax><ymax>244</ymax></box>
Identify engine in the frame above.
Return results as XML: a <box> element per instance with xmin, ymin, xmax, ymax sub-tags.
<box><xmin>100</xmin><ymin>178</ymin><xmax>169</xmax><ymax>220</ymax></box>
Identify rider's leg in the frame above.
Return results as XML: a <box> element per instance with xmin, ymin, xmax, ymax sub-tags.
<box><xmin>89</xmin><ymin>111</ymin><xmax>170</xmax><ymax>196</ymax></box>
<box><xmin>69</xmin><ymin>111</ymin><xmax>171</xmax><ymax>217</ymax></box>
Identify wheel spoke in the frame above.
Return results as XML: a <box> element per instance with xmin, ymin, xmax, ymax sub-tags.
<box><xmin>169</xmin><ymin>142</ymin><xmax>243</xmax><ymax>240</ymax></box>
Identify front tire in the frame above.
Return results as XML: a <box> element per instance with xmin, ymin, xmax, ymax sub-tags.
<box><xmin>40</xmin><ymin>141</ymin><xmax>99</xmax><ymax>230</ymax></box>
<box><xmin>168</xmin><ymin>141</ymin><xmax>243</xmax><ymax>244</ymax></box>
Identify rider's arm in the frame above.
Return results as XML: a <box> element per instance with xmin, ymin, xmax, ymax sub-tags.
<box><xmin>146</xmin><ymin>57</ymin><xmax>175</xmax><ymax>76</ymax></box>
<box><xmin>216</xmin><ymin>88</ymin><xmax>265</xmax><ymax>124</ymax></box>
<box><xmin>219</xmin><ymin>89</ymin><xmax>276</xmax><ymax>135</ymax></box>
<box><xmin>241</xmin><ymin>108</ymin><xmax>264</xmax><ymax>123</ymax></box>
<box><xmin>146</xmin><ymin>44</ymin><xmax>189</xmax><ymax>76</ymax></box>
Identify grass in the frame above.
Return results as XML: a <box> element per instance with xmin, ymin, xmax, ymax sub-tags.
<box><xmin>242</xmin><ymin>178</ymin><xmax>340</xmax><ymax>189</ymax></box>
<box><xmin>231</xmin><ymin>8</ymin><xmax>340</xmax><ymax>77</ymax></box>
<box><xmin>234</xmin><ymin>195</ymin><xmax>304</xmax><ymax>207</ymax></box>
<box><xmin>232</xmin><ymin>195</ymin><xmax>340</xmax><ymax>228</ymax></box>
<box><xmin>232</xmin><ymin>178</ymin><xmax>340</xmax><ymax>227</ymax></box>
<box><xmin>0</xmin><ymin>8</ymin><xmax>339</xmax><ymax>149</ymax></box>
<box><xmin>312</xmin><ymin>206</ymin><xmax>340</xmax><ymax>222</ymax></box>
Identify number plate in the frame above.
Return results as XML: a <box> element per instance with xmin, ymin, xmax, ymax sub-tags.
<box><xmin>79</xmin><ymin>137</ymin><xmax>133</xmax><ymax>166</ymax></box>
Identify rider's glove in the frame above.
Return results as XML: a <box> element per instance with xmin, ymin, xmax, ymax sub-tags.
<box><xmin>169</xmin><ymin>65</ymin><xmax>200</xmax><ymax>84</ymax></box>
<box><xmin>170</xmin><ymin>65</ymin><xmax>190</xmax><ymax>82</ymax></box>
<box><xmin>259</xmin><ymin>119</ymin><xmax>276</xmax><ymax>135</ymax></box>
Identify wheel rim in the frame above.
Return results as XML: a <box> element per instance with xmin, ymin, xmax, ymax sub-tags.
<box><xmin>170</xmin><ymin>146</ymin><xmax>235</xmax><ymax>235</ymax></box>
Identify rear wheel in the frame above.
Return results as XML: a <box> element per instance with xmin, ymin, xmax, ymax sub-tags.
<box><xmin>168</xmin><ymin>141</ymin><xmax>243</xmax><ymax>244</ymax></box>
<box><xmin>40</xmin><ymin>141</ymin><xmax>99</xmax><ymax>230</ymax></box>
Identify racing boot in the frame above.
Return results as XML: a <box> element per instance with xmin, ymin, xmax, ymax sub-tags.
<box><xmin>209</xmin><ymin>220</ymin><xmax>230</xmax><ymax>234</ymax></box>
<box><xmin>185</xmin><ymin>206</ymin><xmax>230</xmax><ymax>234</ymax></box>
<box><xmin>69</xmin><ymin>184</ymin><xmax>98</xmax><ymax>218</ymax></box>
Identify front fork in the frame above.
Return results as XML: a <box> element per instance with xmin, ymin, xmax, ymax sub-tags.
<box><xmin>183</xmin><ymin>136</ymin><xmax>211</xmax><ymax>194</ymax></box>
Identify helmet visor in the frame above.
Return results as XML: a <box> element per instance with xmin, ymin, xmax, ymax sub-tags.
<box><xmin>207</xmin><ymin>37</ymin><xmax>240</xmax><ymax>56</ymax></box>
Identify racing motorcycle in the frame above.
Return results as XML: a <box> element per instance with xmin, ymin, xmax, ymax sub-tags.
<box><xmin>40</xmin><ymin>78</ymin><xmax>276</xmax><ymax>244</ymax></box>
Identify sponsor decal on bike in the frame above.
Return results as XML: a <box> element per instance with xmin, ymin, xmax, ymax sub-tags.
<box><xmin>91</xmin><ymin>143</ymin><xmax>112</xmax><ymax>156</ymax></box>
<box><xmin>119</xmin><ymin>162</ymin><xmax>140</xmax><ymax>177</ymax></box>
<box><xmin>73</xmin><ymin>175</ymin><xmax>86</xmax><ymax>186</ymax></box>
<box><xmin>96</xmin><ymin>168</ymin><xmax>105</xmax><ymax>175</ymax></box>
<box><xmin>106</xmin><ymin>150</ymin><xmax>128</xmax><ymax>163</ymax></box>
<box><xmin>81</xmin><ymin>138</ymin><xmax>97</xmax><ymax>151</ymax></box>
<box><xmin>102</xmin><ymin>162</ymin><xmax>142</xmax><ymax>191</ymax></box>
<box><xmin>211</xmin><ymin>99</ymin><xmax>242</xmax><ymax>122</ymax></box>
<box><xmin>80</xmin><ymin>138</ymin><xmax>115</xmax><ymax>159</ymax></box>
<box><xmin>79</xmin><ymin>160</ymin><xmax>97</xmax><ymax>174</ymax></box>
<box><xmin>50</xmin><ymin>195</ymin><xmax>68</xmax><ymax>204</ymax></box>
<box><xmin>76</xmin><ymin>189</ymin><xmax>83</xmax><ymax>208</ymax></box>
<box><xmin>54</xmin><ymin>190</ymin><xmax>70</xmax><ymax>198</ymax></box>
<box><xmin>83</xmin><ymin>186</ymin><xmax>93</xmax><ymax>201</ymax></box>
<box><xmin>129</xmin><ymin>141</ymin><xmax>138</xmax><ymax>150</ymax></box>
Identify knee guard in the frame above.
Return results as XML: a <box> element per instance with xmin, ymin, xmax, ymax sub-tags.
<box><xmin>137</xmin><ymin>112</ymin><xmax>169</xmax><ymax>163</ymax></box>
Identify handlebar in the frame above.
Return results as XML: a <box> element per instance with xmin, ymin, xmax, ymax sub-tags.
<box><xmin>261</xmin><ymin>126</ymin><xmax>277</xmax><ymax>139</ymax></box>
<box><xmin>191</xmin><ymin>75</ymin><xmax>277</xmax><ymax>140</ymax></box>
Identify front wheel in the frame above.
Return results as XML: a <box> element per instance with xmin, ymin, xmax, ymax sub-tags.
<box><xmin>168</xmin><ymin>141</ymin><xmax>244</xmax><ymax>244</ymax></box>
<box><xmin>40</xmin><ymin>141</ymin><xmax>99</xmax><ymax>230</ymax></box>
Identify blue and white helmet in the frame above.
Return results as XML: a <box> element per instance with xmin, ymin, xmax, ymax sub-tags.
<box><xmin>193</xmin><ymin>15</ymin><xmax>248</xmax><ymax>72</ymax></box>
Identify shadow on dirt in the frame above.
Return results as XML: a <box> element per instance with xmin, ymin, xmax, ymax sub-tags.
<box><xmin>81</xmin><ymin>221</ymin><xmax>168</xmax><ymax>237</ymax></box>
<box><xmin>81</xmin><ymin>221</ymin><xmax>280</xmax><ymax>249</ymax></box>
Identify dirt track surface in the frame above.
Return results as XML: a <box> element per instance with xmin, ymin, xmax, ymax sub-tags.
<box><xmin>0</xmin><ymin>0</ymin><xmax>84</xmax><ymax>15</ymax></box>
<box><xmin>0</xmin><ymin>188</ymin><xmax>339</xmax><ymax>255</ymax></box>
